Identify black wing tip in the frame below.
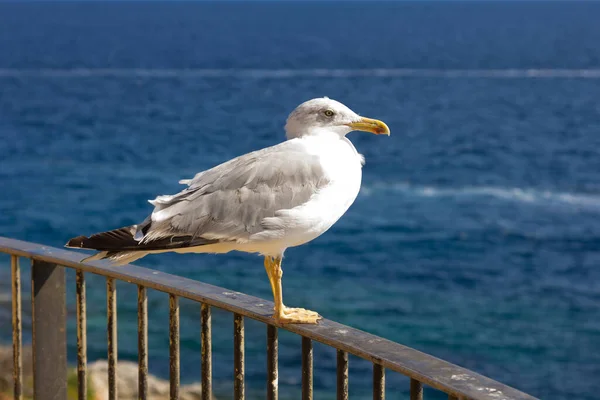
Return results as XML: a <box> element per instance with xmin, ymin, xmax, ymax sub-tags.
<box><xmin>65</xmin><ymin>227</ymin><xmax>219</xmax><ymax>252</ymax></box>
<box><xmin>65</xmin><ymin>235</ymin><xmax>88</xmax><ymax>248</ymax></box>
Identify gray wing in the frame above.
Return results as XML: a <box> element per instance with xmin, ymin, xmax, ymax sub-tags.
<box><xmin>137</xmin><ymin>140</ymin><xmax>329</xmax><ymax>245</ymax></box>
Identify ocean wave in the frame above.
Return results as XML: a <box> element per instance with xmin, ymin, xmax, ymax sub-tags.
<box><xmin>1</xmin><ymin>68</ymin><xmax>600</xmax><ymax>79</ymax></box>
<box><xmin>361</xmin><ymin>183</ymin><xmax>600</xmax><ymax>209</ymax></box>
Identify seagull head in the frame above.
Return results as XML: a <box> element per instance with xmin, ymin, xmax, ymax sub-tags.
<box><xmin>285</xmin><ymin>97</ymin><xmax>390</xmax><ymax>140</ymax></box>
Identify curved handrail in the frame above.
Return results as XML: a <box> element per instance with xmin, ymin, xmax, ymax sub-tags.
<box><xmin>0</xmin><ymin>236</ymin><xmax>537</xmax><ymax>400</ymax></box>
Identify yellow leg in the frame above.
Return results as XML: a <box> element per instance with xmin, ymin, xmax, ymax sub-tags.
<box><xmin>263</xmin><ymin>256</ymin><xmax>321</xmax><ymax>324</ymax></box>
<box><xmin>264</xmin><ymin>257</ymin><xmax>277</xmax><ymax>305</ymax></box>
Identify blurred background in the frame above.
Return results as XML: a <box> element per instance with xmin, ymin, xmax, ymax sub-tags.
<box><xmin>1</xmin><ymin>1</ymin><xmax>600</xmax><ymax>399</ymax></box>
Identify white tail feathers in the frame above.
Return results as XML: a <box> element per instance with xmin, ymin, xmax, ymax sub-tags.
<box><xmin>81</xmin><ymin>251</ymin><xmax>149</xmax><ymax>266</ymax></box>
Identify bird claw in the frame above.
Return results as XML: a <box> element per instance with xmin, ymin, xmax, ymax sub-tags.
<box><xmin>274</xmin><ymin>306</ymin><xmax>322</xmax><ymax>324</ymax></box>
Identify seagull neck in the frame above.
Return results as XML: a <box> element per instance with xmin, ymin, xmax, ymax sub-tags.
<box><xmin>286</xmin><ymin>126</ymin><xmax>350</xmax><ymax>140</ymax></box>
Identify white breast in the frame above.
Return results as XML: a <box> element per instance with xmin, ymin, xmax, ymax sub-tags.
<box><xmin>268</xmin><ymin>135</ymin><xmax>363</xmax><ymax>247</ymax></box>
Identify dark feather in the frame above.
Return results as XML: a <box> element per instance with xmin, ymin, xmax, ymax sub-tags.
<box><xmin>65</xmin><ymin>226</ymin><xmax>219</xmax><ymax>252</ymax></box>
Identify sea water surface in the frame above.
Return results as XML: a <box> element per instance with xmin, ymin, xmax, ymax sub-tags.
<box><xmin>1</xmin><ymin>2</ymin><xmax>600</xmax><ymax>399</ymax></box>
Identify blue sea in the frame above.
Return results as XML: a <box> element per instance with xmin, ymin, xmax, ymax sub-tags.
<box><xmin>1</xmin><ymin>1</ymin><xmax>600</xmax><ymax>399</ymax></box>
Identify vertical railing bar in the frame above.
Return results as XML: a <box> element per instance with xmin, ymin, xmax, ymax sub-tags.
<box><xmin>201</xmin><ymin>303</ymin><xmax>212</xmax><ymax>400</ymax></box>
<box><xmin>336</xmin><ymin>350</ymin><xmax>348</xmax><ymax>400</ymax></box>
<box><xmin>29</xmin><ymin>262</ymin><xmax>34</xmax><ymax>400</ymax></box>
<box><xmin>373</xmin><ymin>363</ymin><xmax>385</xmax><ymax>400</ymax></box>
<box><xmin>31</xmin><ymin>260</ymin><xmax>67</xmax><ymax>400</ymax></box>
<box><xmin>11</xmin><ymin>255</ymin><xmax>22</xmax><ymax>400</ymax></box>
<box><xmin>267</xmin><ymin>325</ymin><xmax>278</xmax><ymax>400</ymax></box>
<box><xmin>107</xmin><ymin>278</ymin><xmax>117</xmax><ymax>400</ymax></box>
<box><xmin>301</xmin><ymin>337</ymin><xmax>313</xmax><ymax>400</ymax></box>
<box><xmin>76</xmin><ymin>270</ymin><xmax>87</xmax><ymax>400</ymax></box>
<box><xmin>138</xmin><ymin>286</ymin><xmax>148</xmax><ymax>400</ymax></box>
<box><xmin>233</xmin><ymin>313</ymin><xmax>245</xmax><ymax>400</ymax></box>
<box><xmin>410</xmin><ymin>379</ymin><xmax>423</xmax><ymax>400</ymax></box>
<box><xmin>169</xmin><ymin>294</ymin><xmax>180</xmax><ymax>400</ymax></box>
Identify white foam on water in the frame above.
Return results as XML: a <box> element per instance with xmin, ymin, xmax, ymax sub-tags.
<box><xmin>361</xmin><ymin>183</ymin><xmax>600</xmax><ymax>210</ymax></box>
<box><xmin>1</xmin><ymin>68</ymin><xmax>600</xmax><ymax>78</ymax></box>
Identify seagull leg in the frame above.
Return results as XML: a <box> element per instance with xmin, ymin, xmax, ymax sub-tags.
<box><xmin>264</xmin><ymin>256</ymin><xmax>321</xmax><ymax>324</ymax></box>
<box><xmin>264</xmin><ymin>256</ymin><xmax>283</xmax><ymax>316</ymax></box>
<box><xmin>264</xmin><ymin>256</ymin><xmax>278</xmax><ymax>303</ymax></box>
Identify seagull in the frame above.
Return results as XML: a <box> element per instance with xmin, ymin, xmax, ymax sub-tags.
<box><xmin>66</xmin><ymin>97</ymin><xmax>390</xmax><ymax>324</ymax></box>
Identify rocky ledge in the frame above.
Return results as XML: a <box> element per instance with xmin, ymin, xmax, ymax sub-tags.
<box><xmin>0</xmin><ymin>346</ymin><xmax>213</xmax><ymax>400</ymax></box>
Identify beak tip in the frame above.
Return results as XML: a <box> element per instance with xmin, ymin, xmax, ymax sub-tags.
<box><xmin>377</xmin><ymin>125</ymin><xmax>391</xmax><ymax>136</ymax></box>
<box><xmin>372</xmin><ymin>119</ymin><xmax>390</xmax><ymax>136</ymax></box>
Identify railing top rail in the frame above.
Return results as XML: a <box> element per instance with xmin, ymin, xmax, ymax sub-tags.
<box><xmin>0</xmin><ymin>236</ymin><xmax>537</xmax><ymax>400</ymax></box>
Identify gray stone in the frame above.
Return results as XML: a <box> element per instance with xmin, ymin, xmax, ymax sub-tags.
<box><xmin>88</xmin><ymin>360</ymin><xmax>215</xmax><ymax>400</ymax></box>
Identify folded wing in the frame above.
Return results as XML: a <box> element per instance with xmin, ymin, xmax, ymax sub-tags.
<box><xmin>66</xmin><ymin>140</ymin><xmax>330</xmax><ymax>261</ymax></box>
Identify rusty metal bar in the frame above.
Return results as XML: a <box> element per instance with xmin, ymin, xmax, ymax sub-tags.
<box><xmin>234</xmin><ymin>313</ymin><xmax>245</xmax><ymax>400</ymax></box>
<box><xmin>31</xmin><ymin>260</ymin><xmax>67</xmax><ymax>400</ymax></box>
<box><xmin>138</xmin><ymin>285</ymin><xmax>148</xmax><ymax>400</ymax></box>
<box><xmin>76</xmin><ymin>270</ymin><xmax>87</xmax><ymax>400</ymax></box>
<box><xmin>410</xmin><ymin>379</ymin><xmax>423</xmax><ymax>400</ymax></box>
<box><xmin>11</xmin><ymin>256</ymin><xmax>22</xmax><ymax>400</ymax></box>
<box><xmin>0</xmin><ymin>238</ymin><xmax>539</xmax><ymax>400</ymax></box>
<box><xmin>337</xmin><ymin>350</ymin><xmax>348</xmax><ymax>400</ymax></box>
<box><xmin>170</xmin><ymin>294</ymin><xmax>180</xmax><ymax>400</ymax></box>
<box><xmin>373</xmin><ymin>364</ymin><xmax>385</xmax><ymax>400</ymax></box>
<box><xmin>267</xmin><ymin>325</ymin><xmax>278</xmax><ymax>400</ymax></box>
<box><xmin>449</xmin><ymin>396</ymin><xmax>459</xmax><ymax>400</ymax></box>
<box><xmin>107</xmin><ymin>278</ymin><xmax>117</xmax><ymax>400</ymax></box>
<box><xmin>302</xmin><ymin>337</ymin><xmax>313</xmax><ymax>400</ymax></box>
<box><xmin>201</xmin><ymin>303</ymin><xmax>212</xmax><ymax>400</ymax></box>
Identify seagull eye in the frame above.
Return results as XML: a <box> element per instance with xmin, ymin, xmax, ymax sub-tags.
<box><xmin>323</xmin><ymin>109</ymin><xmax>335</xmax><ymax>117</ymax></box>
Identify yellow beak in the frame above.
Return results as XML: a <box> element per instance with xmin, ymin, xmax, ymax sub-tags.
<box><xmin>346</xmin><ymin>117</ymin><xmax>390</xmax><ymax>136</ymax></box>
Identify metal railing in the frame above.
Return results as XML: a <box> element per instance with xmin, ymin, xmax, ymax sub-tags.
<box><xmin>0</xmin><ymin>236</ymin><xmax>538</xmax><ymax>400</ymax></box>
